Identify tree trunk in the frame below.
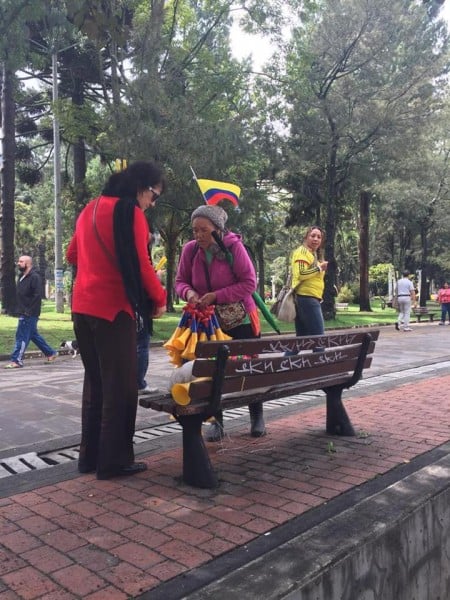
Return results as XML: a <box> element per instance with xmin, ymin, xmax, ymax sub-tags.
<box><xmin>164</xmin><ymin>231</ymin><xmax>180</xmax><ymax>312</ymax></box>
<box><xmin>0</xmin><ymin>64</ymin><xmax>17</xmax><ymax>314</ymax></box>
<box><xmin>322</xmin><ymin>120</ymin><xmax>338</xmax><ymax>320</ymax></box>
<box><xmin>358</xmin><ymin>190</ymin><xmax>372</xmax><ymax>312</ymax></box>
<box><xmin>419</xmin><ymin>224</ymin><xmax>429</xmax><ymax>307</ymax></box>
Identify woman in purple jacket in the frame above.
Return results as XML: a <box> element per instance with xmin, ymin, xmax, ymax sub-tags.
<box><xmin>175</xmin><ymin>204</ymin><xmax>265</xmax><ymax>441</ymax></box>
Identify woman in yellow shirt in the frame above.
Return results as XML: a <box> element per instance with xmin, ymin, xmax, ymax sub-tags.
<box><xmin>291</xmin><ymin>225</ymin><xmax>328</xmax><ymax>335</ymax></box>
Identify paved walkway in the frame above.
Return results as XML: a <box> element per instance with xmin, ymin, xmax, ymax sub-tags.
<box><xmin>1</xmin><ymin>322</ymin><xmax>449</xmax><ymax>456</ymax></box>
<box><xmin>0</xmin><ymin>323</ymin><xmax>449</xmax><ymax>598</ymax></box>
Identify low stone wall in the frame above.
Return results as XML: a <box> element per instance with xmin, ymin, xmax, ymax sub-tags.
<box><xmin>186</xmin><ymin>451</ymin><xmax>450</xmax><ymax>600</ymax></box>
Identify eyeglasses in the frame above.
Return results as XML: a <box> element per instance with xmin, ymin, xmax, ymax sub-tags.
<box><xmin>148</xmin><ymin>187</ymin><xmax>161</xmax><ymax>202</ymax></box>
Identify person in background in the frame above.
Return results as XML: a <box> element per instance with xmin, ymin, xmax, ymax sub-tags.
<box><xmin>4</xmin><ymin>255</ymin><xmax>58</xmax><ymax>369</ymax></box>
<box><xmin>66</xmin><ymin>161</ymin><xmax>167</xmax><ymax>480</ymax></box>
<box><xmin>175</xmin><ymin>204</ymin><xmax>265</xmax><ymax>441</ymax></box>
<box><xmin>291</xmin><ymin>225</ymin><xmax>328</xmax><ymax>337</ymax></box>
<box><xmin>437</xmin><ymin>281</ymin><xmax>450</xmax><ymax>325</ymax></box>
<box><xmin>137</xmin><ymin>233</ymin><xmax>161</xmax><ymax>396</ymax></box>
<box><xmin>395</xmin><ymin>270</ymin><xmax>416</xmax><ymax>332</ymax></box>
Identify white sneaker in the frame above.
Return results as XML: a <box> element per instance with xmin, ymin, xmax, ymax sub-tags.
<box><xmin>403</xmin><ymin>327</ymin><xmax>413</xmax><ymax>331</ymax></box>
<box><xmin>138</xmin><ymin>385</ymin><xmax>159</xmax><ymax>396</ymax></box>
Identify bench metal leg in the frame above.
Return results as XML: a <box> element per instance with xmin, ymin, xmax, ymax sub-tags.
<box><xmin>325</xmin><ymin>386</ymin><xmax>355</xmax><ymax>436</ymax></box>
<box><xmin>177</xmin><ymin>415</ymin><xmax>219</xmax><ymax>489</ymax></box>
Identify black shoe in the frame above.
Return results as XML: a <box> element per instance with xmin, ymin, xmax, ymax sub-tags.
<box><xmin>97</xmin><ymin>462</ymin><xmax>148</xmax><ymax>480</ymax></box>
<box><xmin>395</xmin><ymin>322</ymin><xmax>399</xmax><ymax>331</ymax></box>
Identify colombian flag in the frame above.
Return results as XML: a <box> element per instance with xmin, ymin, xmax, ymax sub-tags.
<box><xmin>196</xmin><ymin>178</ymin><xmax>240</xmax><ymax>207</ymax></box>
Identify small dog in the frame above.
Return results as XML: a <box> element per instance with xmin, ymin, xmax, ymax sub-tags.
<box><xmin>60</xmin><ymin>340</ymin><xmax>79</xmax><ymax>358</ymax></box>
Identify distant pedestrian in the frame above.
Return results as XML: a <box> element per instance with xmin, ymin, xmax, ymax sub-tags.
<box><xmin>291</xmin><ymin>225</ymin><xmax>328</xmax><ymax>336</ymax></box>
<box><xmin>437</xmin><ymin>282</ymin><xmax>450</xmax><ymax>325</ymax></box>
<box><xmin>395</xmin><ymin>270</ymin><xmax>416</xmax><ymax>332</ymax></box>
<box><xmin>4</xmin><ymin>256</ymin><xmax>58</xmax><ymax>369</ymax></box>
<box><xmin>137</xmin><ymin>233</ymin><xmax>161</xmax><ymax>396</ymax></box>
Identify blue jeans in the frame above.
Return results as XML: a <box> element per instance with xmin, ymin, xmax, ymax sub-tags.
<box><xmin>136</xmin><ymin>327</ymin><xmax>150</xmax><ymax>389</ymax></box>
<box><xmin>11</xmin><ymin>315</ymin><xmax>56</xmax><ymax>365</ymax></box>
<box><xmin>441</xmin><ymin>303</ymin><xmax>450</xmax><ymax>323</ymax></box>
<box><xmin>294</xmin><ymin>295</ymin><xmax>325</xmax><ymax>336</ymax></box>
<box><xmin>284</xmin><ymin>296</ymin><xmax>325</xmax><ymax>356</ymax></box>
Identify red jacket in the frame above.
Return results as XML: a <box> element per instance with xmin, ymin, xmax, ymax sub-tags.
<box><xmin>66</xmin><ymin>195</ymin><xmax>166</xmax><ymax>321</ymax></box>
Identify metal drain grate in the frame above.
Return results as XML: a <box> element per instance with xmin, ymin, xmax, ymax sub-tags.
<box><xmin>0</xmin><ymin>452</ymin><xmax>59</xmax><ymax>479</ymax></box>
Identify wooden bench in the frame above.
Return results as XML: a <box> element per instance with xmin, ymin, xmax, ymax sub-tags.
<box><xmin>336</xmin><ymin>302</ymin><xmax>349</xmax><ymax>310</ymax></box>
<box><xmin>140</xmin><ymin>330</ymin><xmax>380</xmax><ymax>489</ymax></box>
<box><xmin>412</xmin><ymin>307</ymin><xmax>438</xmax><ymax>322</ymax></box>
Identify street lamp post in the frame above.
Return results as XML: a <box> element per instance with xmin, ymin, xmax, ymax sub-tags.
<box><xmin>52</xmin><ymin>49</ymin><xmax>64</xmax><ymax>313</ymax></box>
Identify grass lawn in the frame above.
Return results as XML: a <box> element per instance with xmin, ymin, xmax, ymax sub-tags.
<box><xmin>0</xmin><ymin>299</ymin><xmax>398</xmax><ymax>356</ymax></box>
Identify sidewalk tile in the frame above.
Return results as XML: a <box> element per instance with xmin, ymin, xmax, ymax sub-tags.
<box><xmin>0</xmin><ymin>374</ymin><xmax>449</xmax><ymax>598</ymax></box>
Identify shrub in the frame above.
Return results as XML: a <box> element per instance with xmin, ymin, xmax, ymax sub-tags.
<box><xmin>336</xmin><ymin>285</ymin><xmax>355</xmax><ymax>303</ymax></box>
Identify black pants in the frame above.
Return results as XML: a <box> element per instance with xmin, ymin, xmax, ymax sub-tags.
<box><xmin>73</xmin><ymin>311</ymin><xmax>137</xmax><ymax>477</ymax></box>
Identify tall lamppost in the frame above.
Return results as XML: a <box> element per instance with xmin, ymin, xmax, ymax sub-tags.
<box><xmin>52</xmin><ymin>48</ymin><xmax>64</xmax><ymax>313</ymax></box>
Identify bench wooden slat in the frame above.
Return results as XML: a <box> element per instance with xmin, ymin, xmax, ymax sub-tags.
<box><xmin>139</xmin><ymin>330</ymin><xmax>379</xmax><ymax>488</ymax></box>
<box><xmin>189</xmin><ymin>356</ymin><xmax>371</xmax><ymax>401</ymax></box>
<box><xmin>195</xmin><ymin>330</ymin><xmax>379</xmax><ymax>359</ymax></box>
<box><xmin>192</xmin><ymin>342</ymin><xmax>376</xmax><ymax>378</ymax></box>
<box><xmin>139</xmin><ymin>363</ymin><xmax>372</xmax><ymax>416</ymax></box>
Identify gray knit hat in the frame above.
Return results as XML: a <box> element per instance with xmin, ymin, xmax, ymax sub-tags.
<box><xmin>191</xmin><ymin>205</ymin><xmax>228</xmax><ymax>231</ymax></box>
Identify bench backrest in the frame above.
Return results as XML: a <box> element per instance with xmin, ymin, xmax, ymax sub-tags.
<box><xmin>186</xmin><ymin>330</ymin><xmax>379</xmax><ymax>405</ymax></box>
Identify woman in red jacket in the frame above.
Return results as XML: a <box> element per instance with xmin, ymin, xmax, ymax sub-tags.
<box><xmin>67</xmin><ymin>161</ymin><xmax>167</xmax><ymax>480</ymax></box>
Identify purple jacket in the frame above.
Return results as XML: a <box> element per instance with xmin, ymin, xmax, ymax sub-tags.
<box><xmin>175</xmin><ymin>231</ymin><xmax>257</xmax><ymax>313</ymax></box>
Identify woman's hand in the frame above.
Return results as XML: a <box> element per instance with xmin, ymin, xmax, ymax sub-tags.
<box><xmin>319</xmin><ymin>261</ymin><xmax>328</xmax><ymax>272</ymax></box>
<box><xmin>197</xmin><ymin>292</ymin><xmax>217</xmax><ymax>308</ymax></box>
<box><xmin>186</xmin><ymin>290</ymin><xmax>200</xmax><ymax>304</ymax></box>
<box><xmin>152</xmin><ymin>305</ymin><xmax>166</xmax><ymax>319</ymax></box>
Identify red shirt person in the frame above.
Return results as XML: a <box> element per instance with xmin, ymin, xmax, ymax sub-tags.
<box><xmin>67</xmin><ymin>161</ymin><xmax>166</xmax><ymax>480</ymax></box>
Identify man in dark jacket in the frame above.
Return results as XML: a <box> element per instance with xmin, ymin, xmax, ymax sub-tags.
<box><xmin>4</xmin><ymin>256</ymin><xmax>58</xmax><ymax>368</ymax></box>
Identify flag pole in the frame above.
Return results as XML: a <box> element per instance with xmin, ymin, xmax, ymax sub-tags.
<box><xmin>190</xmin><ymin>165</ymin><xmax>208</xmax><ymax>204</ymax></box>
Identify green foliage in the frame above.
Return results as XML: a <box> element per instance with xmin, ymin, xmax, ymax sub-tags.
<box><xmin>336</xmin><ymin>285</ymin><xmax>355</xmax><ymax>303</ymax></box>
<box><xmin>369</xmin><ymin>263</ymin><xmax>394</xmax><ymax>296</ymax></box>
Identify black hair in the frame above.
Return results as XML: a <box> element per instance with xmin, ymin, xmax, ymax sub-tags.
<box><xmin>107</xmin><ymin>160</ymin><xmax>164</xmax><ymax>330</ymax></box>
<box><xmin>102</xmin><ymin>160</ymin><xmax>165</xmax><ymax>197</ymax></box>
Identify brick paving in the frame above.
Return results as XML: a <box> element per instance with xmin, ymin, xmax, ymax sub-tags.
<box><xmin>1</xmin><ymin>373</ymin><xmax>450</xmax><ymax>599</ymax></box>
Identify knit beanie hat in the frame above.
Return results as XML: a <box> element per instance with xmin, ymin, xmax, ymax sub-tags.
<box><xmin>191</xmin><ymin>205</ymin><xmax>228</xmax><ymax>231</ymax></box>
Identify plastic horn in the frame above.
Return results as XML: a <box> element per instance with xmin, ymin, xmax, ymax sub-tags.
<box><xmin>168</xmin><ymin>349</ymin><xmax>183</xmax><ymax>367</ymax></box>
<box><xmin>181</xmin><ymin>318</ymin><xmax>198</xmax><ymax>360</ymax></box>
<box><xmin>206</xmin><ymin>315</ymin><xmax>217</xmax><ymax>340</ymax></box>
<box><xmin>171</xmin><ymin>326</ymin><xmax>192</xmax><ymax>351</ymax></box>
<box><xmin>154</xmin><ymin>256</ymin><xmax>167</xmax><ymax>271</ymax></box>
<box><xmin>211</xmin><ymin>313</ymin><xmax>232</xmax><ymax>340</ymax></box>
<box><xmin>163</xmin><ymin>310</ymin><xmax>190</xmax><ymax>351</ymax></box>
<box><xmin>171</xmin><ymin>378</ymin><xmax>211</xmax><ymax>406</ymax></box>
<box><xmin>163</xmin><ymin>326</ymin><xmax>185</xmax><ymax>351</ymax></box>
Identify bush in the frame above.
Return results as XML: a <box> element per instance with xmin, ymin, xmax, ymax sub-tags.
<box><xmin>336</xmin><ymin>285</ymin><xmax>355</xmax><ymax>303</ymax></box>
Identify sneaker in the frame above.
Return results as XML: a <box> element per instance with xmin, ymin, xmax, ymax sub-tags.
<box><xmin>46</xmin><ymin>353</ymin><xmax>58</xmax><ymax>363</ymax></box>
<box><xmin>439</xmin><ymin>322</ymin><xmax>445</xmax><ymax>326</ymax></box>
<box><xmin>4</xmin><ymin>362</ymin><xmax>22</xmax><ymax>369</ymax></box>
<box><xmin>403</xmin><ymin>327</ymin><xmax>413</xmax><ymax>331</ymax></box>
<box><xmin>138</xmin><ymin>385</ymin><xmax>159</xmax><ymax>396</ymax></box>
